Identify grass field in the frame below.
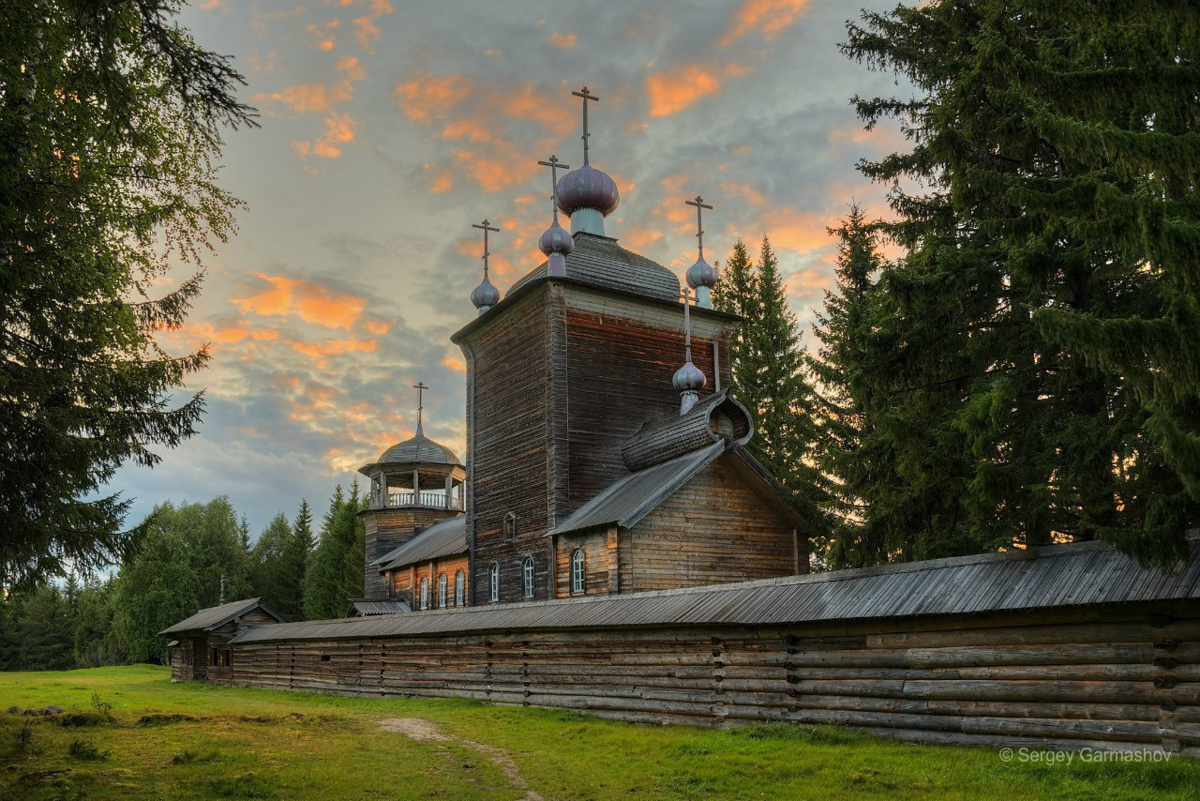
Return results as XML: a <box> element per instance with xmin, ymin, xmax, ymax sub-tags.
<box><xmin>0</xmin><ymin>666</ymin><xmax>1197</xmax><ymax>800</ymax></box>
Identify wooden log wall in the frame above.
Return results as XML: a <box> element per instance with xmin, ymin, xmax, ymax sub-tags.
<box><xmin>217</xmin><ymin>604</ymin><xmax>1200</xmax><ymax>754</ymax></box>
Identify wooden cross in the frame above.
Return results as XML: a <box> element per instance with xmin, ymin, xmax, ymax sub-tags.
<box><xmin>471</xmin><ymin>219</ymin><xmax>500</xmax><ymax>278</ymax></box>
<box><xmin>572</xmin><ymin>86</ymin><xmax>599</xmax><ymax>165</ymax></box>
<box><xmin>413</xmin><ymin>380</ymin><xmax>428</xmax><ymax>428</ymax></box>
<box><xmin>537</xmin><ymin>155</ymin><xmax>570</xmax><ymax>219</ymax></box>
<box><xmin>686</xmin><ymin>196</ymin><xmax>714</xmax><ymax>260</ymax></box>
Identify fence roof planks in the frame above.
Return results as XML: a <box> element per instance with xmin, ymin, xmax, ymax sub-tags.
<box><xmin>230</xmin><ymin>535</ymin><xmax>1200</xmax><ymax>644</ymax></box>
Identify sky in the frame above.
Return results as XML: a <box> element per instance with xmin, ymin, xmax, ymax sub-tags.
<box><xmin>112</xmin><ymin>0</ymin><xmax>909</xmax><ymax>538</ymax></box>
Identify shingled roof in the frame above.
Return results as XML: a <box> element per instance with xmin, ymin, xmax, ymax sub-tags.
<box><xmin>231</xmin><ymin>535</ymin><xmax>1200</xmax><ymax>645</ymax></box>
<box><xmin>158</xmin><ymin>598</ymin><xmax>282</xmax><ymax>636</ymax></box>
<box><xmin>622</xmin><ymin>390</ymin><xmax>752</xmax><ymax>471</ymax></box>
<box><xmin>509</xmin><ymin>232</ymin><xmax>680</xmax><ymax>303</ymax></box>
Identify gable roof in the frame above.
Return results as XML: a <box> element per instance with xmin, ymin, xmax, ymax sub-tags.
<box><xmin>157</xmin><ymin>598</ymin><xmax>282</xmax><ymax>636</ymax></box>
<box><xmin>230</xmin><ymin>535</ymin><xmax>1200</xmax><ymax>644</ymax></box>
<box><xmin>373</xmin><ymin>516</ymin><xmax>468</xmax><ymax>571</ymax></box>
<box><xmin>549</xmin><ymin>442</ymin><xmax>725</xmax><ymax>537</ymax></box>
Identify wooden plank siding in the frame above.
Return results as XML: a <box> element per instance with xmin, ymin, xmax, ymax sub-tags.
<box><xmin>462</xmin><ymin>281</ymin><xmax>738</xmax><ymax>607</ymax></box>
<box><xmin>403</xmin><ymin>555</ymin><xmax>470</xmax><ymax>611</ymax></box>
<box><xmin>362</xmin><ymin>508</ymin><xmax>456</xmax><ymax>600</ymax></box>
<box><xmin>624</xmin><ymin>455</ymin><xmax>802</xmax><ymax>592</ymax></box>
<box><xmin>552</xmin><ymin>455</ymin><xmax>800</xmax><ymax>597</ymax></box>
<box><xmin>211</xmin><ymin>603</ymin><xmax>1200</xmax><ymax>754</ymax></box>
<box><xmin>463</xmin><ymin>289</ymin><xmax>555</xmax><ymax>605</ymax></box>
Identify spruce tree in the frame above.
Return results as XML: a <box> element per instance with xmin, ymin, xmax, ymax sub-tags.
<box><xmin>716</xmin><ymin>237</ymin><xmax>829</xmax><ymax>543</ymax></box>
<box><xmin>842</xmin><ymin>1</ymin><xmax>1200</xmax><ymax>566</ymax></box>
<box><xmin>285</xmin><ymin>500</ymin><xmax>314</xmax><ymax>620</ymax></box>
<box><xmin>249</xmin><ymin>513</ymin><xmax>295</xmax><ymax>619</ymax></box>
<box><xmin>0</xmin><ymin>0</ymin><xmax>256</xmax><ymax>584</ymax></box>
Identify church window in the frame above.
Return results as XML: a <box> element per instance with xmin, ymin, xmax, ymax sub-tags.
<box><xmin>522</xmin><ymin>556</ymin><xmax>535</xmax><ymax>599</ymax></box>
<box><xmin>419</xmin><ymin>577</ymin><xmax>429</xmax><ymax>610</ymax></box>
<box><xmin>503</xmin><ymin>512</ymin><xmax>517</xmax><ymax>541</ymax></box>
<box><xmin>455</xmin><ymin>570</ymin><xmax>465</xmax><ymax>606</ymax></box>
<box><xmin>489</xmin><ymin>562</ymin><xmax>500</xmax><ymax>602</ymax></box>
<box><xmin>571</xmin><ymin>549</ymin><xmax>585</xmax><ymax>595</ymax></box>
<box><xmin>438</xmin><ymin>573</ymin><xmax>447</xmax><ymax>608</ymax></box>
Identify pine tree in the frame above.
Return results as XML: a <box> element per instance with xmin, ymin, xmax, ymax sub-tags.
<box><xmin>842</xmin><ymin>1</ymin><xmax>1200</xmax><ymax>566</ymax></box>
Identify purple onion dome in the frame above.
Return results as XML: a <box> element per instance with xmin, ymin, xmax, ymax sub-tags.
<box><xmin>556</xmin><ymin>164</ymin><xmax>620</xmax><ymax>217</ymax></box>
<box><xmin>538</xmin><ymin>218</ymin><xmax>575</xmax><ymax>256</ymax></box>
<box><xmin>470</xmin><ymin>276</ymin><xmax>500</xmax><ymax>309</ymax></box>
<box><xmin>686</xmin><ymin>256</ymin><xmax>718</xmax><ymax>289</ymax></box>
<box><xmin>672</xmin><ymin>361</ymin><xmax>707</xmax><ymax>393</ymax></box>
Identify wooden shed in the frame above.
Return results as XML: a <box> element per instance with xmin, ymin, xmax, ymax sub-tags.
<box><xmin>159</xmin><ymin>598</ymin><xmax>282</xmax><ymax>681</ymax></box>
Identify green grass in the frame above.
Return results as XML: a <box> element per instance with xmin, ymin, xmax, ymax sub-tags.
<box><xmin>0</xmin><ymin>666</ymin><xmax>1196</xmax><ymax>799</ymax></box>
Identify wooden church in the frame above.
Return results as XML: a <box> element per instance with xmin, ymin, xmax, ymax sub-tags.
<box><xmin>162</xmin><ymin>87</ymin><xmax>1200</xmax><ymax>756</ymax></box>
<box><xmin>350</xmin><ymin>89</ymin><xmax>806</xmax><ymax>615</ymax></box>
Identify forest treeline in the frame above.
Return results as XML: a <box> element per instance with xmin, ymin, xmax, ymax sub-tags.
<box><xmin>0</xmin><ymin>487</ymin><xmax>366</xmax><ymax>671</ymax></box>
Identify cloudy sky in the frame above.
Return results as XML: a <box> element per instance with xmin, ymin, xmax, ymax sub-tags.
<box><xmin>114</xmin><ymin>0</ymin><xmax>908</xmax><ymax>536</ymax></box>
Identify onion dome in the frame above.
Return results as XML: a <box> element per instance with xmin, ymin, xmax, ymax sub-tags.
<box><xmin>556</xmin><ymin>165</ymin><xmax>620</xmax><ymax>218</ymax></box>
<box><xmin>672</xmin><ymin>361</ymin><xmax>707</xmax><ymax>393</ymax></box>
<box><xmin>538</xmin><ymin>217</ymin><xmax>575</xmax><ymax>256</ymax></box>
<box><xmin>686</xmin><ymin>256</ymin><xmax>718</xmax><ymax>292</ymax></box>
<box><xmin>470</xmin><ymin>276</ymin><xmax>500</xmax><ymax>315</ymax></box>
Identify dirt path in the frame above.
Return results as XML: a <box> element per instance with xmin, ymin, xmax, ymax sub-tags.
<box><xmin>378</xmin><ymin>718</ymin><xmax>544</xmax><ymax>801</ymax></box>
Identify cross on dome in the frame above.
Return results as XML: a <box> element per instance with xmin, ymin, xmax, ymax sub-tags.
<box><xmin>685</xmin><ymin>196</ymin><xmax>719</xmax><ymax>308</ymax></box>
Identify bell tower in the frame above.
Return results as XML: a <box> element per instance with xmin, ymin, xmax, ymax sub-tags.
<box><xmin>357</xmin><ymin>384</ymin><xmax>465</xmax><ymax>600</ymax></box>
<box><xmin>452</xmin><ymin>87</ymin><xmax>738</xmax><ymax>606</ymax></box>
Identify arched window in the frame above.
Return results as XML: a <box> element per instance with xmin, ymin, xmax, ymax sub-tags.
<box><xmin>438</xmin><ymin>573</ymin><xmax>447</xmax><ymax>608</ymax></box>
<box><xmin>571</xmin><ymin>549</ymin><xmax>585</xmax><ymax>595</ymax></box>
<box><xmin>419</xmin><ymin>577</ymin><xmax>429</xmax><ymax>610</ymax></box>
<box><xmin>455</xmin><ymin>569</ymin><xmax>465</xmax><ymax>606</ymax></box>
<box><xmin>503</xmin><ymin>512</ymin><xmax>517</xmax><ymax>541</ymax></box>
<box><xmin>522</xmin><ymin>556</ymin><xmax>535</xmax><ymax>599</ymax></box>
<box><xmin>489</xmin><ymin>562</ymin><xmax>500</xmax><ymax>602</ymax></box>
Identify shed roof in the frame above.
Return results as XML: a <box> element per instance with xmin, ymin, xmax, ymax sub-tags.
<box><xmin>348</xmin><ymin>599</ymin><xmax>413</xmax><ymax>616</ymax></box>
<box><xmin>232</xmin><ymin>535</ymin><xmax>1200</xmax><ymax>645</ymax></box>
<box><xmin>373</xmin><ymin>516</ymin><xmax>468</xmax><ymax>571</ymax></box>
<box><xmin>158</xmin><ymin>598</ymin><xmax>282</xmax><ymax>636</ymax></box>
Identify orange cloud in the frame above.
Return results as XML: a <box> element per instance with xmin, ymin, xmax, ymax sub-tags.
<box><xmin>453</xmin><ymin>148</ymin><xmax>538</xmax><ymax>193</ymax></box>
<box><xmin>549</xmin><ymin>32</ymin><xmax>576</xmax><ymax>49</ymax></box>
<box><xmin>647</xmin><ymin>65</ymin><xmax>721</xmax><ymax>117</ymax></box>
<box><xmin>427</xmin><ymin>167</ymin><xmax>454</xmax><ymax>193</ymax></box>
<box><xmin>719</xmin><ymin>181</ymin><xmax>768</xmax><ymax>207</ymax></box>
<box><xmin>233</xmin><ymin>274</ymin><xmax>367</xmax><ymax>329</ymax></box>
<box><xmin>335</xmin><ymin>55</ymin><xmax>365</xmax><ymax>81</ymax></box>
<box><xmin>748</xmin><ymin>207</ymin><xmax>837</xmax><ymax>254</ymax></box>
<box><xmin>442</xmin><ymin>357</ymin><xmax>466</xmax><ymax>373</ymax></box>
<box><xmin>498</xmin><ymin>83</ymin><xmax>575</xmax><ymax>135</ymax></box>
<box><xmin>351</xmin><ymin>0</ymin><xmax>392</xmax><ymax>50</ymax></box>
<box><xmin>394</xmin><ymin>72</ymin><xmax>473</xmax><ymax>122</ymax></box>
<box><xmin>622</xmin><ymin>226</ymin><xmax>663</xmax><ymax>251</ymax></box>
<box><xmin>290</xmin><ymin>337</ymin><xmax>378</xmax><ymax>367</ymax></box>
<box><xmin>255</xmin><ymin>81</ymin><xmax>353</xmax><ymax>114</ymax></box>
<box><xmin>720</xmin><ymin>0</ymin><xmax>810</xmax><ymax>47</ymax></box>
